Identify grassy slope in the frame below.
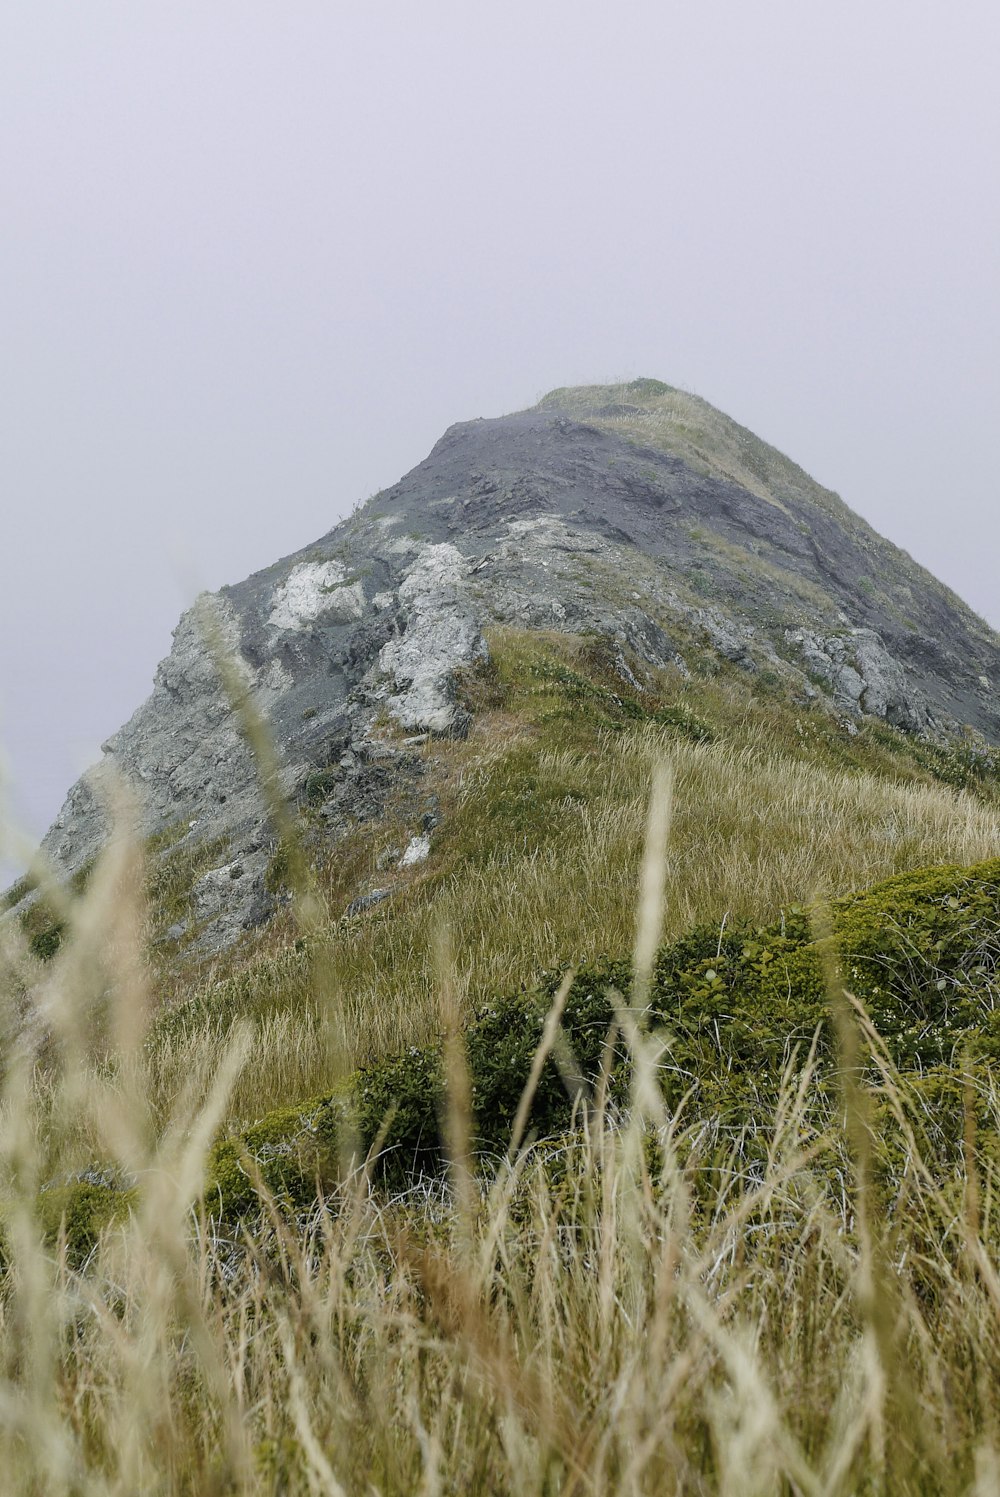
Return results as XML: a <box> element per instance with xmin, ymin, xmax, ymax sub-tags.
<box><xmin>103</xmin><ymin>627</ymin><xmax>1000</xmax><ymax>1143</ymax></box>
<box><xmin>10</xmin><ymin>625</ymin><xmax>1000</xmax><ymax>1166</ymax></box>
<box><xmin>201</xmin><ymin>850</ymin><xmax>1000</xmax><ymax>1218</ymax></box>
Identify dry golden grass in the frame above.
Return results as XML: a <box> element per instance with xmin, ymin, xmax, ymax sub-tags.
<box><xmin>4</xmin><ymin>622</ymin><xmax>1000</xmax><ymax>1491</ymax></box>
<box><xmin>2</xmin><ymin>778</ymin><xmax>1000</xmax><ymax>1493</ymax></box>
<box><xmin>139</xmin><ymin>719</ymin><xmax>1000</xmax><ymax>1135</ymax></box>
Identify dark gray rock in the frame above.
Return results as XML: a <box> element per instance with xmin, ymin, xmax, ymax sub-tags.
<box><xmin>344</xmin><ymin>889</ymin><xmax>392</xmax><ymax>917</ymax></box>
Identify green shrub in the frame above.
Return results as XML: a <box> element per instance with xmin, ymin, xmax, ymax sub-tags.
<box><xmin>627</xmin><ymin>377</ymin><xmax>671</xmax><ymax>398</ymax></box>
<box><xmin>29</xmin><ymin>922</ymin><xmax>66</xmax><ymax>962</ymax></box>
<box><xmin>200</xmin><ymin>857</ymin><xmax>1000</xmax><ymax>1220</ymax></box>
<box><xmin>33</xmin><ymin>1180</ymin><xmax>133</xmax><ymax>1266</ymax></box>
<box><xmin>15</xmin><ymin>857</ymin><xmax>95</xmax><ymax>962</ymax></box>
<box><xmin>207</xmin><ymin>1095</ymin><xmax>347</xmax><ymax>1219</ymax></box>
<box><xmin>302</xmin><ymin>767</ymin><xmax>341</xmax><ymax>806</ymax></box>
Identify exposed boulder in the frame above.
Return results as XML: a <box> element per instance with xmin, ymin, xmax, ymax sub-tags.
<box><xmin>784</xmin><ymin>627</ymin><xmax>935</xmax><ymax>730</ymax></box>
<box><xmin>376</xmin><ymin>543</ymin><xmax>487</xmax><ymax>734</ymax></box>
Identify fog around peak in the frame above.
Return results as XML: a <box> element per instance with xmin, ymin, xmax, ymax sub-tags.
<box><xmin>2</xmin><ymin>0</ymin><xmax>997</xmax><ymax>877</ymax></box>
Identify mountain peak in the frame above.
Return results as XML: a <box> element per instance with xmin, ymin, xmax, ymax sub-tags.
<box><xmin>20</xmin><ymin>384</ymin><xmax>1000</xmax><ymax>954</ymax></box>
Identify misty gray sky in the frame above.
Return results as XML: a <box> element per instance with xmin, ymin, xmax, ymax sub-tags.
<box><xmin>2</xmin><ymin>1</ymin><xmax>998</xmax><ymax>877</ymax></box>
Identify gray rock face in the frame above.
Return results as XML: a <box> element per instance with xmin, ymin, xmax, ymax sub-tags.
<box><xmin>42</xmin><ymin>598</ymin><xmax>269</xmax><ymax>879</ymax></box>
<box><xmin>26</xmin><ymin>387</ymin><xmax>1000</xmax><ymax>953</ymax></box>
<box><xmin>783</xmin><ymin>628</ymin><xmax>935</xmax><ymax>731</ymax></box>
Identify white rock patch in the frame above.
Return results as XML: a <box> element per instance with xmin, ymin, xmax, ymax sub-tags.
<box><xmin>399</xmin><ymin>833</ymin><xmax>431</xmax><ymax>868</ymax></box>
<box><xmin>378</xmin><ymin>543</ymin><xmax>485</xmax><ymax>733</ymax></box>
<box><xmin>269</xmin><ymin>562</ymin><xmax>365</xmax><ymax>631</ymax></box>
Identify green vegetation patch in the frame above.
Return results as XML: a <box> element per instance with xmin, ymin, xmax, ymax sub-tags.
<box><xmin>18</xmin><ymin>1179</ymin><xmax>134</xmax><ymax>1268</ymax></box>
<box><xmin>864</xmin><ymin>722</ymin><xmax>1000</xmax><ymax>798</ymax></box>
<box><xmin>1</xmin><ymin>875</ymin><xmax>34</xmax><ymax>912</ymax></box>
<box><xmin>13</xmin><ymin>858</ymin><xmax>96</xmax><ymax>963</ymax></box>
<box><xmin>464</xmin><ymin>632</ymin><xmax>715</xmax><ymax>744</ymax></box>
<box><xmin>626</xmin><ymin>376</ymin><xmax>672</xmax><ymax>398</ymax></box>
<box><xmin>146</xmin><ymin>828</ymin><xmax>230</xmax><ymax>944</ymax></box>
<box><xmin>528</xmin><ymin>654</ymin><xmax>714</xmax><ymax>741</ymax></box>
<box><xmin>208</xmin><ymin>1096</ymin><xmax>348</xmax><ymax>1221</ymax></box>
<box><xmin>302</xmin><ymin>766</ymin><xmax>341</xmax><ymax>806</ymax></box>
<box><xmin>203</xmin><ymin>855</ymin><xmax>1000</xmax><ymax>1219</ymax></box>
<box><xmin>469</xmin><ymin>628</ymin><xmax>1000</xmax><ymax>806</ymax></box>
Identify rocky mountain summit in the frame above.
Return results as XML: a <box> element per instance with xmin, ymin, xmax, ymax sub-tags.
<box><xmin>30</xmin><ymin>379</ymin><xmax>1000</xmax><ymax>952</ymax></box>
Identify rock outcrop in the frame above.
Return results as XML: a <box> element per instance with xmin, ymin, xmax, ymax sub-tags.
<box><xmin>24</xmin><ymin>379</ymin><xmax>1000</xmax><ymax>953</ymax></box>
<box><xmin>783</xmin><ymin>627</ymin><xmax>933</xmax><ymax>731</ymax></box>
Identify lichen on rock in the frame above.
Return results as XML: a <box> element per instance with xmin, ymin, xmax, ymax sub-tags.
<box><xmin>268</xmin><ymin>561</ymin><xmax>365</xmax><ymax>631</ymax></box>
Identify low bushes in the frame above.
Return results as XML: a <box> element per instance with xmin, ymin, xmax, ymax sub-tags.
<box><xmin>35</xmin><ymin>853</ymin><xmax>1000</xmax><ymax>1251</ymax></box>
<box><xmin>200</xmin><ymin>855</ymin><xmax>1000</xmax><ymax>1221</ymax></box>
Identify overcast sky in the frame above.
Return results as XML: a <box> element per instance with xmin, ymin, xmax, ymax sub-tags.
<box><xmin>1</xmin><ymin>1</ymin><xmax>998</xmax><ymax>877</ymax></box>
